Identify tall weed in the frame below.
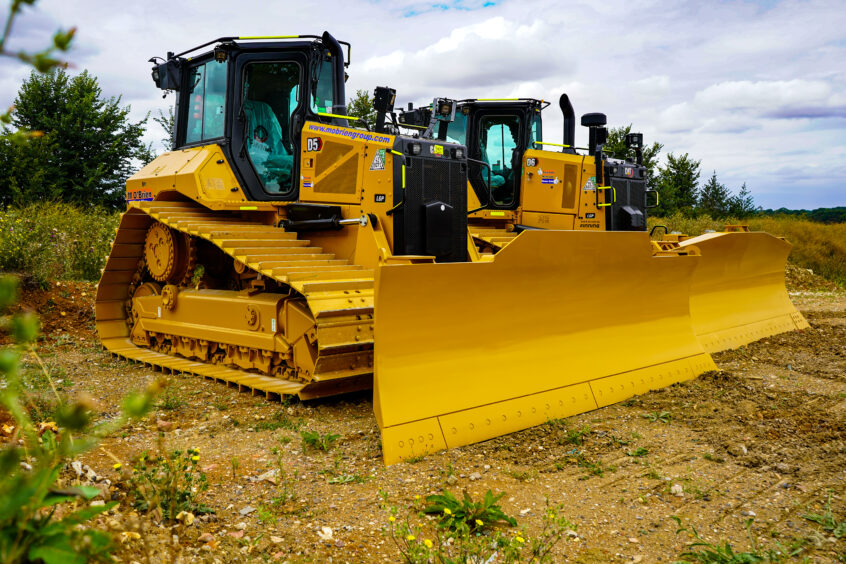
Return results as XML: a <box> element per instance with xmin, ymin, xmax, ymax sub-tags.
<box><xmin>0</xmin><ymin>202</ymin><xmax>119</xmax><ymax>284</ymax></box>
<box><xmin>649</xmin><ymin>214</ymin><xmax>846</xmax><ymax>287</ymax></box>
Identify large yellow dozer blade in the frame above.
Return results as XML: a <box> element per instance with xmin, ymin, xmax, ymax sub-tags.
<box><xmin>677</xmin><ymin>230</ymin><xmax>810</xmax><ymax>353</ymax></box>
<box><xmin>373</xmin><ymin>231</ymin><xmax>716</xmax><ymax>464</ymax></box>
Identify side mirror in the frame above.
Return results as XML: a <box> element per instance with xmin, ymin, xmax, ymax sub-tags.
<box><xmin>151</xmin><ymin>59</ymin><xmax>182</xmax><ymax>91</ymax></box>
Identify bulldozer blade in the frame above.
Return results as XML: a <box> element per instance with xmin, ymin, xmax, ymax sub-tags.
<box><xmin>677</xmin><ymin>231</ymin><xmax>810</xmax><ymax>354</ymax></box>
<box><xmin>373</xmin><ymin>231</ymin><xmax>716</xmax><ymax>465</ymax></box>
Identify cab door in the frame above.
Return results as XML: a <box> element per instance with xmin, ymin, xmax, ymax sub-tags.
<box><xmin>229</xmin><ymin>51</ymin><xmax>310</xmax><ymax>201</ymax></box>
<box><xmin>467</xmin><ymin>109</ymin><xmax>527</xmax><ymax>210</ymax></box>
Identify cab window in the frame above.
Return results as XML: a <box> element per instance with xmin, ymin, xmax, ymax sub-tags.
<box><xmin>184</xmin><ymin>60</ymin><xmax>227</xmax><ymax>143</ymax></box>
<box><xmin>479</xmin><ymin>115</ymin><xmax>519</xmax><ymax>206</ymax></box>
<box><xmin>310</xmin><ymin>59</ymin><xmax>335</xmax><ymax>114</ymax></box>
<box><xmin>531</xmin><ymin>113</ymin><xmax>542</xmax><ymax>146</ymax></box>
<box><xmin>443</xmin><ymin>110</ymin><xmax>467</xmax><ymax>145</ymax></box>
<box><xmin>243</xmin><ymin>61</ymin><xmax>301</xmax><ymax>194</ymax></box>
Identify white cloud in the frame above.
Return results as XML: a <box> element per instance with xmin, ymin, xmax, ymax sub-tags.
<box><xmin>0</xmin><ymin>0</ymin><xmax>844</xmax><ymax>208</ymax></box>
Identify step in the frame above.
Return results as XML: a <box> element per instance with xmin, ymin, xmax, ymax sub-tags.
<box><xmin>271</xmin><ymin>264</ymin><xmax>362</xmax><ymax>277</ymax></box>
<box><xmin>229</xmin><ymin>242</ymin><xmax>312</xmax><ymax>254</ymax></box>
<box><xmin>240</xmin><ymin>248</ymin><xmax>326</xmax><ymax>261</ymax></box>
<box><xmin>252</xmin><ymin>254</ymin><xmax>337</xmax><ymax>268</ymax></box>
<box><xmin>288</xmin><ymin>269</ymin><xmax>375</xmax><ymax>284</ymax></box>
<box><xmin>219</xmin><ymin>239</ymin><xmax>305</xmax><ymax>249</ymax></box>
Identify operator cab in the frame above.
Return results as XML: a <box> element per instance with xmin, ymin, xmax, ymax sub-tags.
<box><xmin>150</xmin><ymin>32</ymin><xmax>350</xmax><ymax>202</ymax></box>
<box><xmin>400</xmin><ymin>99</ymin><xmax>545</xmax><ymax>210</ymax></box>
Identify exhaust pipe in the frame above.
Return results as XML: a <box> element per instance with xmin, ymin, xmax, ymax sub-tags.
<box><xmin>321</xmin><ymin>31</ymin><xmax>347</xmax><ymax>116</ymax></box>
<box><xmin>559</xmin><ymin>93</ymin><xmax>575</xmax><ymax>149</ymax></box>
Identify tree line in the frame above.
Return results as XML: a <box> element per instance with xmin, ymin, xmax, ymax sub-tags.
<box><xmin>758</xmin><ymin>206</ymin><xmax>846</xmax><ymax>224</ymax></box>
<box><xmin>604</xmin><ymin>125</ymin><xmax>757</xmax><ymax>219</ymax></box>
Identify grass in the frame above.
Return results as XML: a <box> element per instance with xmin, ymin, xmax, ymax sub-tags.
<box><xmin>156</xmin><ymin>386</ymin><xmax>185</xmax><ymax>411</ymax></box>
<box><xmin>802</xmin><ymin>491</ymin><xmax>845</xmax><ymax>539</ymax></box>
<box><xmin>642</xmin><ymin>411</ymin><xmax>672</xmax><ymax>424</ymax></box>
<box><xmin>0</xmin><ymin>202</ymin><xmax>120</xmax><ymax>284</ymax></box>
<box><xmin>559</xmin><ymin>425</ymin><xmax>591</xmax><ymax>446</ymax></box>
<box><xmin>649</xmin><ymin>213</ymin><xmax>846</xmax><ymax>288</ymax></box>
<box><xmin>703</xmin><ymin>452</ymin><xmax>726</xmax><ymax>463</ymax></box>
<box><xmin>253</xmin><ymin>411</ymin><xmax>303</xmax><ymax>432</ymax></box>
<box><xmin>671</xmin><ymin>516</ymin><xmax>806</xmax><ymax>562</ymax></box>
<box><xmin>300</xmin><ymin>429</ymin><xmax>340</xmax><ymax>452</ymax></box>
<box><xmin>574</xmin><ymin>454</ymin><xmax>615</xmax><ymax>479</ymax></box>
<box><xmin>626</xmin><ymin>447</ymin><xmax>649</xmax><ymax>457</ymax></box>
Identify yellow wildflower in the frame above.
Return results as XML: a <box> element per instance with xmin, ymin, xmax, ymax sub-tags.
<box><xmin>475</xmin><ymin>519</ymin><xmax>483</xmax><ymax>527</ymax></box>
<box><xmin>443</xmin><ymin>508</ymin><xmax>452</xmax><ymax>515</ymax></box>
<box><xmin>388</xmin><ymin>516</ymin><xmax>396</xmax><ymax>522</ymax></box>
<box><xmin>191</xmin><ymin>455</ymin><xmax>199</xmax><ymax>462</ymax></box>
<box><xmin>113</xmin><ymin>463</ymin><xmax>122</xmax><ymax>470</ymax></box>
<box><xmin>406</xmin><ymin>534</ymin><xmax>415</xmax><ymax>541</ymax></box>
<box><xmin>423</xmin><ymin>539</ymin><xmax>433</xmax><ymax>548</ymax></box>
<box><xmin>515</xmin><ymin>536</ymin><xmax>525</xmax><ymax>544</ymax></box>
<box><xmin>414</xmin><ymin>495</ymin><xmax>420</xmax><ymax>500</ymax></box>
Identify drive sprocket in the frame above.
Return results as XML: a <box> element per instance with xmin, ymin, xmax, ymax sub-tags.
<box><xmin>144</xmin><ymin>222</ymin><xmax>196</xmax><ymax>285</ymax></box>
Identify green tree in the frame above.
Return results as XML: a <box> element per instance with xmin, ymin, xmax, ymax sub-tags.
<box><xmin>697</xmin><ymin>171</ymin><xmax>732</xmax><ymax>218</ymax></box>
<box><xmin>1</xmin><ymin>0</ymin><xmax>75</xmax><ymax>135</ymax></box>
<box><xmin>0</xmin><ymin>69</ymin><xmax>151</xmax><ymax>207</ymax></box>
<box><xmin>727</xmin><ymin>182</ymin><xmax>757</xmax><ymax>218</ymax></box>
<box><xmin>654</xmin><ymin>152</ymin><xmax>701</xmax><ymax>216</ymax></box>
<box><xmin>153</xmin><ymin>107</ymin><xmax>175</xmax><ymax>151</ymax></box>
<box><xmin>604</xmin><ymin>124</ymin><xmax>663</xmax><ymax>190</ymax></box>
<box><xmin>347</xmin><ymin>89</ymin><xmax>377</xmax><ymax>125</ymax></box>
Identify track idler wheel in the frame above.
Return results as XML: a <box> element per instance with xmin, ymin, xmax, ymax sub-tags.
<box><xmin>144</xmin><ymin>222</ymin><xmax>196</xmax><ymax>285</ymax></box>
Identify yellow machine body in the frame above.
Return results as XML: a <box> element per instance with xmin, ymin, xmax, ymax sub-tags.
<box><xmin>374</xmin><ymin>230</ymin><xmax>716</xmax><ymax>464</ymax></box>
<box><xmin>677</xmin><ymin>230</ymin><xmax>810</xmax><ymax>353</ymax></box>
<box><xmin>98</xmin><ymin>122</ymin><xmax>407</xmax><ymax>400</ymax></box>
<box><xmin>467</xmin><ymin>148</ymin><xmax>609</xmax><ymax>252</ymax></box>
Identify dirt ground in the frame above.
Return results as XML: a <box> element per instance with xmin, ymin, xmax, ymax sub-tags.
<box><xmin>4</xmin><ymin>266</ymin><xmax>845</xmax><ymax>563</ymax></box>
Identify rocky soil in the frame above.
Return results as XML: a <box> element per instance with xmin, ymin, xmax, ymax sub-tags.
<box><xmin>3</xmin><ymin>269</ymin><xmax>844</xmax><ymax>563</ymax></box>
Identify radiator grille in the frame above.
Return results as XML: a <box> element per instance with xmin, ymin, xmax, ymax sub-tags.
<box><xmin>394</xmin><ymin>153</ymin><xmax>467</xmax><ymax>261</ymax></box>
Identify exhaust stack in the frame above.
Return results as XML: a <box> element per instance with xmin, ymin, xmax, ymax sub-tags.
<box><xmin>559</xmin><ymin>93</ymin><xmax>575</xmax><ymax>150</ymax></box>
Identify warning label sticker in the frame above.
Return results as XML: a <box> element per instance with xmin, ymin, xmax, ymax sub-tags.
<box><xmin>370</xmin><ymin>149</ymin><xmax>386</xmax><ymax>171</ymax></box>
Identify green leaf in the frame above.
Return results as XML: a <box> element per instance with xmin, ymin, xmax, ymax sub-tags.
<box><xmin>122</xmin><ymin>390</ymin><xmax>153</xmax><ymax>418</ymax></box>
<box><xmin>0</xmin><ymin>276</ymin><xmax>18</xmax><ymax>311</ymax></box>
<box><xmin>55</xmin><ymin>401</ymin><xmax>91</xmax><ymax>431</ymax></box>
<box><xmin>0</xmin><ymin>348</ymin><xmax>21</xmax><ymax>374</ymax></box>
<box><xmin>28</xmin><ymin>539</ymin><xmax>87</xmax><ymax>564</ymax></box>
<box><xmin>58</xmin><ymin>500</ymin><xmax>116</xmax><ymax>526</ymax></box>
<box><xmin>11</xmin><ymin>312</ymin><xmax>39</xmax><ymax>343</ymax></box>
<box><xmin>0</xmin><ymin>446</ymin><xmax>21</xmax><ymax>475</ymax></box>
<box><xmin>52</xmin><ymin>28</ymin><xmax>76</xmax><ymax>51</ymax></box>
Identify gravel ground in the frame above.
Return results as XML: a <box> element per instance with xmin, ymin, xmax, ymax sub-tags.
<box><xmin>4</xmin><ymin>271</ymin><xmax>844</xmax><ymax>563</ymax></box>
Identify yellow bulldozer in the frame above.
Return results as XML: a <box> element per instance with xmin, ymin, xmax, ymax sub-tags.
<box><xmin>397</xmin><ymin>95</ymin><xmax>809</xmax><ymax>356</ymax></box>
<box><xmin>95</xmin><ymin>33</ymin><xmax>788</xmax><ymax>465</ymax></box>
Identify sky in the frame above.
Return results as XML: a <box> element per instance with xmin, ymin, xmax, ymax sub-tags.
<box><xmin>1</xmin><ymin>0</ymin><xmax>845</xmax><ymax>209</ymax></box>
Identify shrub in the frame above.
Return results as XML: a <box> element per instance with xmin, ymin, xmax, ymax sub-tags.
<box><xmin>127</xmin><ymin>447</ymin><xmax>212</xmax><ymax>521</ymax></box>
<box><xmin>383</xmin><ymin>491</ymin><xmax>576</xmax><ymax>564</ymax></box>
<box><xmin>0</xmin><ymin>275</ymin><xmax>156</xmax><ymax>562</ymax></box>
<box><xmin>0</xmin><ymin>202</ymin><xmax>120</xmax><ymax>284</ymax></box>
<box><xmin>423</xmin><ymin>489</ymin><xmax>517</xmax><ymax>532</ymax></box>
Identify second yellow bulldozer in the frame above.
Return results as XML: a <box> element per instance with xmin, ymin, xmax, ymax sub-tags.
<box><xmin>397</xmin><ymin>95</ymin><xmax>809</xmax><ymax>356</ymax></box>
<box><xmin>98</xmin><ymin>33</ymin><xmax>721</xmax><ymax>465</ymax></box>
